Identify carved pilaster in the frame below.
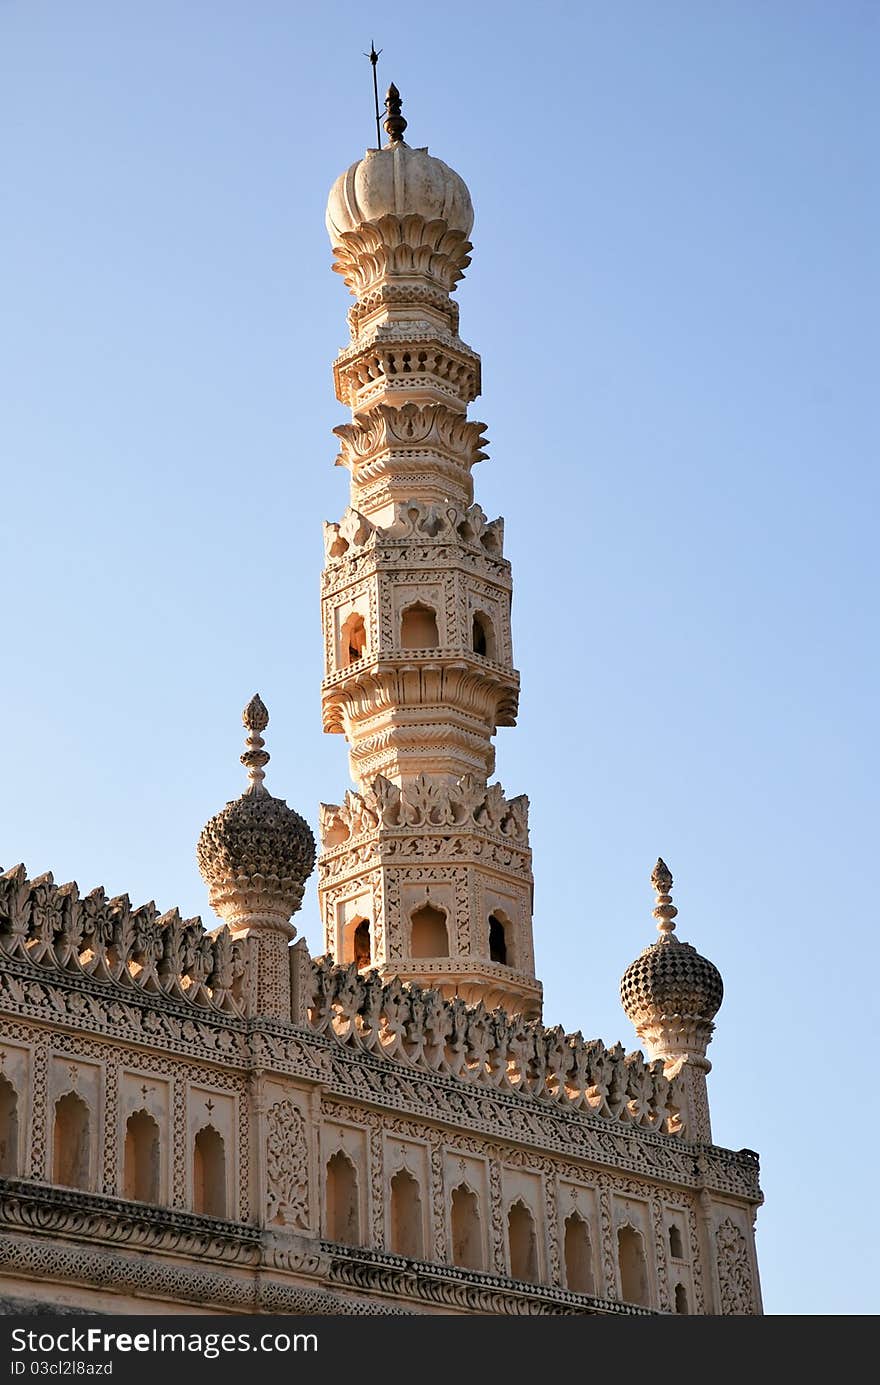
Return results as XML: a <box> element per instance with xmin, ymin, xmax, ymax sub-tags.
<box><xmin>29</xmin><ymin>1041</ymin><xmax>48</xmax><ymax>1180</ymax></box>
<box><xmin>545</xmin><ymin>1171</ymin><xmax>561</xmax><ymax>1286</ymax></box>
<box><xmin>428</xmin><ymin>1133</ymin><xmax>446</xmax><ymax>1263</ymax></box>
<box><xmin>489</xmin><ymin>1157</ymin><xmax>506</xmax><ymax>1274</ymax></box>
<box><xmin>102</xmin><ymin>1059</ymin><xmax>118</xmax><ymax>1196</ymax></box>
<box><xmin>651</xmin><ymin>1196</ymin><xmax>670</xmax><ymax>1312</ymax></box>
<box><xmin>597</xmin><ymin>1182</ymin><xmax>617</xmax><ymax>1298</ymax></box>
<box><xmin>171</xmin><ymin>1073</ymin><xmax>186</xmax><ymax>1209</ymax></box>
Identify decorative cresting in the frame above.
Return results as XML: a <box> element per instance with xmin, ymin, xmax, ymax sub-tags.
<box><xmin>620</xmin><ymin>860</ymin><xmax>723</xmax><ymax>1143</ymax></box>
<box><xmin>318</xmin><ymin>93</ymin><xmax>538</xmax><ymax>1017</ymax></box>
<box><xmin>306</xmin><ymin>956</ymin><xmax>684</xmax><ymax>1136</ymax></box>
<box><xmin>197</xmin><ymin>695</ymin><xmax>316</xmax><ymax>1018</ymax></box>
<box><xmin>0</xmin><ymin>864</ymin><xmax>248</xmax><ymax>1015</ymax></box>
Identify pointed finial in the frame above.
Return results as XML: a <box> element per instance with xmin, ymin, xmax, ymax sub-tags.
<box><xmin>241</xmin><ymin>694</ymin><xmax>270</xmax><ymax>791</ymax></box>
<box><xmin>651</xmin><ymin>857</ymin><xmax>678</xmax><ymax>938</ymax></box>
<box><xmin>383</xmin><ymin>83</ymin><xmax>407</xmax><ymax>144</ymax></box>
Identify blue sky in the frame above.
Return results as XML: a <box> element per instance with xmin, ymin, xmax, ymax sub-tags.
<box><xmin>1</xmin><ymin>1</ymin><xmax>877</xmax><ymax>1315</ymax></box>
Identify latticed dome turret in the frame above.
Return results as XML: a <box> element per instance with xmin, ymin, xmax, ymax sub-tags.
<box><xmin>197</xmin><ymin>695</ymin><xmax>316</xmax><ymax>922</ymax></box>
<box><xmin>620</xmin><ymin>859</ymin><xmax>723</xmax><ymax>1024</ymax></box>
<box><xmin>325</xmin><ymin>84</ymin><xmax>474</xmax><ymax>245</ymax></box>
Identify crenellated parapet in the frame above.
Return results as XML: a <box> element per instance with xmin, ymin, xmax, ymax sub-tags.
<box><xmin>305</xmin><ymin>956</ymin><xmax>684</xmax><ymax>1137</ymax></box>
<box><xmin>0</xmin><ymin>863</ymin><xmax>250</xmax><ymax>1017</ymax></box>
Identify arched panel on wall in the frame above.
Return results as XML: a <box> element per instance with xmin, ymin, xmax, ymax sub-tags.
<box><xmin>352</xmin><ymin>918</ymin><xmax>371</xmax><ymax>969</ymax></box>
<box><xmin>193</xmin><ymin>1124</ymin><xmax>226</xmax><ymax>1218</ymax></box>
<box><xmin>617</xmin><ymin>1223</ymin><xmax>649</xmax><ymax>1306</ymax></box>
<box><xmin>563</xmin><ymin>1211</ymin><xmax>594</xmax><ymax>1294</ymax></box>
<box><xmin>340</xmin><ymin>611</ymin><xmax>367</xmax><ymax>667</ymax></box>
<box><xmin>450</xmin><ymin>1184</ymin><xmax>483</xmax><ymax>1271</ymax></box>
<box><xmin>410</xmin><ymin>903</ymin><xmax>449</xmax><ymax>959</ymax></box>
<box><xmin>400</xmin><ymin>602</ymin><xmax>439</xmax><ymax>649</ymax></box>
<box><xmin>123</xmin><ymin>1109</ymin><xmax>160</xmax><ymax>1205</ymax></box>
<box><xmin>325</xmin><ymin>1150</ymin><xmax>360</xmax><ymax>1246</ymax></box>
<box><xmin>53</xmin><ymin>1092</ymin><xmax>91</xmax><ymax>1191</ymax></box>
<box><xmin>675</xmin><ymin>1282</ymin><xmax>689</xmax><ymax>1314</ymax></box>
<box><xmin>507</xmin><ymin>1200</ymin><xmax>539</xmax><ymax>1283</ymax></box>
<box><xmin>389</xmin><ymin>1168</ymin><xmax>423</xmax><ymax>1260</ymax></box>
<box><xmin>0</xmin><ymin>1075</ymin><xmax>19</xmax><ymax>1177</ymax></box>
<box><xmin>471</xmin><ymin>610</ymin><xmax>496</xmax><ymax>660</ymax></box>
<box><xmin>488</xmin><ymin>911</ymin><xmax>514</xmax><ymax>966</ymax></box>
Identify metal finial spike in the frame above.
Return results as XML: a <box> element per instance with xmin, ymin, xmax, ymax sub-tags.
<box><xmin>383</xmin><ymin>82</ymin><xmax>407</xmax><ymax>144</ymax></box>
<box><xmin>364</xmin><ymin>40</ymin><xmax>383</xmax><ymax>149</ymax></box>
<box><xmin>651</xmin><ymin>857</ymin><xmax>678</xmax><ymax>937</ymax></box>
<box><xmin>241</xmin><ymin>694</ymin><xmax>270</xmax><ymax>791</ymax></box>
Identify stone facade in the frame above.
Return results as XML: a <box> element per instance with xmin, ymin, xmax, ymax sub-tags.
<box><xmin>0</xmin><ymin>87</ymin><xmax>763</xmax><ymax>1316</ymax></box>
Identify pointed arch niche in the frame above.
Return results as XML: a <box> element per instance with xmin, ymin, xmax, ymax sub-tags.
<box><xmin>340</xmin><ymin>610</ymin><xmax>367</xmax><ymax>668</ymax></box>
<box><xmin>450</xmin><ymin>1184</ymin><xmax>483</xmax><ymax>1271</ymax></box>
<box><xmin>617</xmin><ymin>1223</ymin><xmax>650</xmax><ymax>1306</ymax></box>
<box><xmin>123</xmin><ymin>1109</ymin><xmax>161</xmax><ymax>1204</ymax></box>
<box><xmin>0</xmin><ymin>1075</ymin><xmax>19</xmax><ymax>1177</ymax></box>
<box><xmin>410</xmin><ymin>902</ymin><xmax>449</xmax><ymax>959</ymax></box>
<box><xmin>488</xmin><ymin>910</ymin><xmax>515</xmax><ymax>967</ymax></box>
<box><xmin>193</xmin><ymin>1124</ymin><xmax>226</xmax><ymax>1218</ymax></box>
<box><xmin>325</xmin><ymin>1149</ymin><xmax>360</xmax><ymax>1245</ymax></box>
<box><xmin>400</xmin><ymin>602</ymin><xmax>439</xmax><ymax>649</ymax></box>
<box><xmin>563</xmin><ymin>1211</ymin><xmax>595</xmax><ymax>1294</ymax></box>
<box><xmin>508</xmin><ymin>1200</ymin><xmax>539</xmax><ymax>1282</ymax></box>
<box><xmin>389</xmin><ymin>1168</ymin><xmax>423</xmax><ymax>1259</ymax></box>
<box><xmin>471</xmin><ymin>610</ymin><xmax>496</xmax><ymax>660</ymax></box>
<box><xmin>53</xmin><ymin>1092</ymin><xmax>91</xmax><ymax>1191</ymax></box>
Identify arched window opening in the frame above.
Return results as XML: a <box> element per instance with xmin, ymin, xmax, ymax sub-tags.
<box><xmin>53</xmin><ymin>1092</ymin><xmax>90</xmax><ymax>1191</ymax></box>
<box><xmin>564</xmin><ymin>1211</ymin><xmax>595</xmax><ymax>1294</ymax></box>
<box><xmin>617</xmin><ymin>1224</ymin><xmax>649</xmax><ymax>1306</ymax></box>
<box><xmin>450</xmin><ymin>1185</ymin><xmax>483</xmax><ymax>1271</ymax></box>
<box><xmin>400</xmin><ymin>602</ymin><xmax>439</xmax><ymax>649</ymax></box>
<box><xmin>410</xmin><ymin>903</ymin><xmax>449</xmax><ymax>959</ymax></box>
<box><xmin>341</xmin><ymin>612</ymin><xmax>367</xmax><ymax>668</ymax></box>
<box><xmin>472</xmin><ymin>612</ymin><xmax>496</xmax><ymax>660</ymax></box>
<box><xmin>0</xmin><ymin>1076</ymin><xmax>19</xmax><ymax>1177</ymax></box>
<box><xmin>389</xmin><ymin>1168</ymin><xmax>423</xmax><ymax>1259</ymax></box>
<box><xmin>488</xmin><ymin>913</ymin><xmax>508</xmax><ymax>965</ymax></box>
<box><xmin>325</xmin><ymin>1150</ymin><xmax>359</xmax><ymax>1245</ymax></box>
<box><xmin>123</xmin><ymin>1109</ymin><xmax>160</xmax><ymax>1204</ymax></box>
<box><xmin>669</xmin><ymin>1223</ymin><xmax>684</xmax><ymax>1260</ymax></box>
<box><xmin>352</xmin><ymin>918</ymin><xmax>371</xmax><ymax>969</ymax></box>
<box><xmin>193</xmin><ymin>1125</ymin><xmax>226</xmax><ymax>1218</ymax></box>
<box><xmin>675</xmin><ymin>1282</ymin><xmax>689</xmax><ymax>1314</ymax></box>
<box><xmin>508</xmin><ymin>1200</ymin><xmax>539</xmax><ymax>1283</ymax></box>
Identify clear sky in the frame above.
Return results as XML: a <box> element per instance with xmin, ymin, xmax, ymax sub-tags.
<box><xmin>1</xmin><ymin>1</ymin><xmax>877</xmax><ymax>1316</ymax></box>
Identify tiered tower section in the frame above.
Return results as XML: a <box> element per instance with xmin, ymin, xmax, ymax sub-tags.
<box><xmin>318</xmin><ymin>88</ymin><xmax>541</xmax><ymax>1018</ymax></box>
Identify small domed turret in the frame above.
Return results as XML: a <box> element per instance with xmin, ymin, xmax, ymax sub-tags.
<box><xmin>197</xmin><ymin>697</ymin><xmax>315</xmax><ymax>1019</ymax></box>
<box><xmin>620</xmin><ymin>859</ymin><xmax>723</xmax><ymax>1028</ymax></box>
<box><xmin>620</xmin><ymin>860</ymin><xmax>722</xmax><ymax>1143</ymax></box>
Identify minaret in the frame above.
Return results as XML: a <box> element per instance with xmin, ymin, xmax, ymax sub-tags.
<box><xmin>317</xmin><ymin>87</ymin><xmax>542</xmax><ymax>1018</ymax></box>
<box><xmin>620</xmin><ymin>860</ymin><xmax>723</xmax><ymax>1142</ymax></box>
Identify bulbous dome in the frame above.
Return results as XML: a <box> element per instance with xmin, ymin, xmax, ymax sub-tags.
<box><xmin>326</xmin><ymin>142</ymin><xmax>474</xmax><ymax>247</ymax></box>
<box><xmin>197</xmin><ymin>695</ymin><xmax>315</xmax><ymax>921</ymax></box>
<box><xmin>620</xmin><ymin>858</ymin><xmax>723</xmax><ymax>1025</ymax></box>
<box><xmin>620</xmin><ymin>937</ymin><xmax>723</xmax><ymax>1024</ymax></box>
<box><xmin>197</xmin><ymin>787</ymin><xmax>315</xmax><ymax>903</ymax></box>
